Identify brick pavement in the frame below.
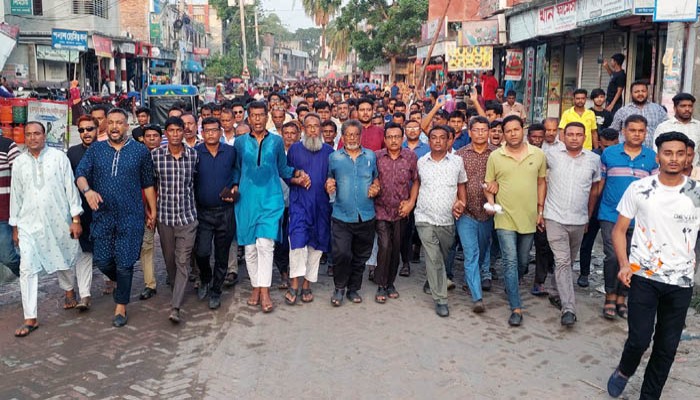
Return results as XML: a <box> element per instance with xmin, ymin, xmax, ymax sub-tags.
<box><xmin>0</xmin><ymin>244</ymin><xmax>699</xmax><ymax>399</ymax></box>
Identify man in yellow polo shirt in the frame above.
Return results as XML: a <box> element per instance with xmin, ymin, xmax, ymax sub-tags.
<box><xmin>484</xmin><ymin>115</ymin><xmax>547</xmax><ymax>327</ymax></box>
<box><xmin>559</xmin><ymin>88</ymin><xmax>598</xmax><ymax>150</ymax></box>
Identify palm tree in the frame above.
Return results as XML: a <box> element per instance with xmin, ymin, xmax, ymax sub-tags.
<box><xmin>325</xmin><ymin>19</ymin><xmax>351</xmax><ymax>63</ymax></box>
<box><xmin>302</xmin><ymin>0</ymin><xmax>341</xmax><ymax>59</ymax></box>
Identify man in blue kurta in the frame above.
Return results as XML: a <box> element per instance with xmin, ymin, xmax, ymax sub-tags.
<box><xmin>284</xmin><ymin>113</ymin><xmax>334</xmax><ymax>304</ymax></box>
<box><xmin>232</xmin><ymin>101</ymin><xmax>299</xmax><ymax>313</ymax></box>
<box><xmin>76</xmin><ymin>108</ymin><xmax>156</xmax><ymax>327</ymax></box>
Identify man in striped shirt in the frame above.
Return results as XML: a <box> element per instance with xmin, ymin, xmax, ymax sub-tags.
<box><xmin>0</xmin><ymin>133</ymin><xmax>20</xmax><ymax>278</ymax></box>
<box><xmin>598</xmin><ymin>115</ymin><xmax>658</xmax><ymax>320</ymax></box>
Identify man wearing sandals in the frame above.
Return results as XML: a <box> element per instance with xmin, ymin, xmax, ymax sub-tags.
<box><xmin>607</xmin><ymin>132</ymin><xmax>697</xmax><ymax>399</ymax></box>
<box><xmin>598</xmin><ymin>115</ymin><xmax>658</xmax><ymax>320</ymax></box>
<box><xmin>326</xmin><ymin>119</ymin><xmax>380</xmax><ymax>306</ymax></box>
<box><xmin>10</xmin><ymin>121</ymin><xmax>83</xmax><ymax>337</ymax></box>
<box><xmin>373</xmin><ymin>122</ymin><xmax>418</xmax><ymax>303</ymax></box>
<box><xmin>284</xmin><ymin>113</ymin><xmax>334</xmax><ymax>305</ymax></box>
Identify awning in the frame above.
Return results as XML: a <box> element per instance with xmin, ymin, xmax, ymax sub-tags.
<box><xmin>184</xmin><ymin>58</ymin><xmax>203</xmax><ymax>73</ymax></box>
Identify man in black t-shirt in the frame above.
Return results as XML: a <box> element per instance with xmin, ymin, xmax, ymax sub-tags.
<box><xmin>590</xmin><ymin>88</ymin><xmax>613</xmax><ymax>132</ymax></box>
<box><xmin>604</xmin><ymin>53</ymin><xmax>626</xmax><ymax>116</ymax></box>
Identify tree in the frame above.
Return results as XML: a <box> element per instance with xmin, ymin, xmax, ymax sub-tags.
<box><xmin>325</xmin><ymin>20</ymin><xmax>351</xmax><ymax>63</ymax></box>
<box><xmin>205</xmin><ymin>53</ymin><xmax>258</xmax><ymax>79</ymax></box>
<box><xmin>294</xmin><ymin>27</ymin><xmax>323</xmax><ymax>60</ymax></box>
<box><xmin>334</xmin><ymin>0</ymin><xmax>427</xmax><ymax>81</ymax></box>
<box><xmin>302</xmin><ymin>0</ymin><xmax>342</xmax><ymax>59</ymax></box>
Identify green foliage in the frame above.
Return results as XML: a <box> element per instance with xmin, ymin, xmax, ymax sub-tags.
<box><xmin>294</xmin><ymin>27</ymin><xmax>323</xmax><ymax>56</ymax></box>
<box><xmin>205</xmin><ymin>53</ymin><xmax>258</xmax><ymax>79</ymax></box>
<box><xmin>334</xmin><ymin>0</ymin><xmax>427</xmax><ymax>72</ymax></box>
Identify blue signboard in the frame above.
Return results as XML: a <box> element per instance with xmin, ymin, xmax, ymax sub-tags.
<box><xmin>51</xmin><ymin>29</ymin><xmax>88</xmax><ymax>52</ymax></box>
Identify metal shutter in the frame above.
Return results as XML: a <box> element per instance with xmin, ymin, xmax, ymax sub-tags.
<box><xmin>580</xmin><ymin>34</ymin><xmax>603</xmax><ymax>91</ymax></box>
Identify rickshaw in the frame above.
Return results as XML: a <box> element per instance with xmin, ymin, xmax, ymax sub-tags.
<box><xmin>142</xmin><ymin>84</ymin><xmax>199</xmax><ymax>126</ymax></box>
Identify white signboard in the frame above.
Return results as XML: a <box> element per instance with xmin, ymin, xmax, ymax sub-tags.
<box><xmin>577</xmin><ymin>0</ymin><xmax>633</xmax><ymax>26</ymax></box>
<box><xmin>537</xmin><ymin>0</ymin><xmax>577</xmax><ymax>36</ymax></box>
<box><xmin>654</xmin><ymin>0</ymin><xmax>698</xmax><ymax>22</ymax></box>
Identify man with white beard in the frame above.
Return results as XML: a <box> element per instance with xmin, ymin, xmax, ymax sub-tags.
<box><xmin>283</xmin><ymin>114</ymin><xmax>335</xmax><ymax>304</ymax></box>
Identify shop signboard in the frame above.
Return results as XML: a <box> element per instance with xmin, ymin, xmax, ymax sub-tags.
<box><xmin>504</xmin><ymin>49</ymin><xmax>524</xmax><ymax>81</ymax></box>
<box><xmin>10</xmin><ymin>0</ymin><xmax>32</xmax><ymax>15</ymax></box>
<box><xmin>416</xmin><ymin>41</ymin><xmax>450</xmax><ymax>59</ymax></box>
<box><xmin>92</xmin><ymin>35</ymin><xmax>113</xmax><ymax>58</ymax></box>
<box><xmin>508</xmin><ymin>9</ymin><xmax>538</xmax><ymax>43</ymax></box>
<box><xmin>523</xmin><ymin>47</ymin><xmax>535</xmax><ymax>121</ymax></box>
<box><xmin>634</xmin><ymin>0</ymin><xmax>700</xmax><ymax>15</ymax></box>
<box><xmin>576</xmin><ymin>0</ymin><xmax>633</xmax><ymax>26</ymax></box>
<box><xmin>36</xmin><ymin>45</ymin><xmax>79</xmax><ymax>63</ymax></box>
<box><xmin>537</xmin><ymin>0</ymin><xmax>577</xmax><ymax>36</ymax></box>
<box><xmin>52</xmin><ymin>29</ymin><xmax>88</xmax><ymax>52</ymax></box>
<box><xmin>447</xmin><ymin>46</ymin><xmax>493</xmax><ymax>71</ymax></box>
<box><xmin>461</xmin><ymin>19</ymin><xmax>499</xmax><ymax>45</ymax></box>
<box><xmin>653</xmin><ymin>0</ymin><xmax>698</xmax><ymax>22</ymax></box>
<box><xmin>27</xmin><ymin>101</ymin><xmax>69</xmax><ymax>149</ymax></box>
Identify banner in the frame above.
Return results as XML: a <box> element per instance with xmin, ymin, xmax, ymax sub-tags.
<box><xmin>52</xmin><ymin>29</ymin><xmax>88</xmax><ymax>52</ymax></box>
<box><xmin>27</xmin><ymin>101</ymin><xmax>69</xmax><ymax>149</ymax></box>
<box><xmin>461</xmin><ymin>19</ymin><xmax>499</xmax><ymax>46</ymax></box>
<box><xmin>654</xmin><ymin>0</ymin><xmax>698</xmax><ymax>22</ymax></box>
<box><xmin>577</xmin><ymin>0</ymin><xmax>633</xmax><ymax>26</ymax></box>
<box><xmin>537</xmin><ymin>0</ymin><xmax>577</xmax><ymax>36</ymax></box>
<box><xmin>36</xmin><ymin>45</ymin><xmax>79</xmax><ymax>63</ymax></box>
<box><xmin>447</xmin><ymin>46</ymin><xmax>493</xmax><ymax>71</ymax></box>
<box><xmin>10</xmin><ymin>0</ymin><xmax>32</xmax><ymax>15</ymax></box>
<box><xmin>504</xmin><ymin>49</ymin><xmax>524</xmax><ymax>81</ymax></box>
<box><xmin>92</xmin><ymin>35</ymin><xmax>113</xmax><ymax>58</ymax></box>
<box><xmin>421</xmin><ymin>18</ymin><xmax>447</xmax><ymax>42</ymax></box>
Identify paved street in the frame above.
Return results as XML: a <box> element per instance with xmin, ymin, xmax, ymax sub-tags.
<box><xmin>0</xmin><ymin>242</ymin><xmax>699</xmax><ymax>399</ymax></box>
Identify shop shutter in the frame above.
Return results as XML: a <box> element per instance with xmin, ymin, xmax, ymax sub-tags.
<box><xmin>580</xmin><ymin>34</ymin><xmax>603</xmax><ymax>92</ymax></box>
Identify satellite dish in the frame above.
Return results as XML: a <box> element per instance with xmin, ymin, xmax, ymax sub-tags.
<box><xmin>174</xmin><ymin>19</ymin><xmax>183</xmax><ymax>30</ymax></box>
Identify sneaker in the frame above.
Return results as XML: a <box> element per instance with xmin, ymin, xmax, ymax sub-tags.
<box><xmin>530</xmin><ymin>283</ymin><xmax>548</xmax><ymax>296</ymax></box>
<box><xmin>197</xmin><ymin>284</ymin><xmax>209</xmax><ymax>301</ymax></box>
<box><xmin>508</xmin><ymin>311</ymin><xmax>523</xmax><ymax>326</ymax></box>
<box><xmin>577</xmin><ymin>274</ymin><xmax>589</xmax><ymax>288</ymax></box>
<box><xmin>607</xmin><ymin>368</ymin><xmax>628</xmax><ymax>398</ymax></box>
<box><xmin>561</xmin><ymin>311</ymin><xmax>576</xmax><ymax>326</ymax></box>
<box><xmin>472</xmin><ymin>300</ymin><xmax>485</xmax><ymax>314</ymax></box>
<box><xmin>435</xmin><ymin>303</ymin><xmax>450</xmax><ymax>317</ymax></box>
<box><xmin>209</xmin><ymin>295</ymin><xmax>221</xmax><ymax>310</ymax></box>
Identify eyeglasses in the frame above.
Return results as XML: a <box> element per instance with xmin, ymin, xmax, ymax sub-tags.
<box><xmin>202</xmin><ymin>128</ymin><xmax>221</xmax><ymax>134</ymax></box>
<box><xmin>78</xmin><ymin>126</ymin><xmax>97</xmax><ymax>133</ymax></box>
<box><xmin>233</xmin><ymin>111</ymin><xmax>244</xmax><ymax>114</ymax></box>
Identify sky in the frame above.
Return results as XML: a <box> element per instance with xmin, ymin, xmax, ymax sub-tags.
<box><xmin>259</xmin><ymin>0</ymin><xmax>349</xmax><ymax>32</ymax></box>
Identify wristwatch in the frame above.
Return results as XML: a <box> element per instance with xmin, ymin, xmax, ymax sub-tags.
<box><xmin>72</xmin><ymin>217</ymin><xmax>80</xmax><ymax>224</ymax></box>
<box><xmin>81</xmin><ymin>186</ymin><xmax>91</xmax><ymax>194</ymax></box>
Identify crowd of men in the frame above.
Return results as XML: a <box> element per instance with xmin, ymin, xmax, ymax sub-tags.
<box><xmin>1</xmin><ymin>53</ymin><xmax>698</xmax><ymax>399</ymax></box>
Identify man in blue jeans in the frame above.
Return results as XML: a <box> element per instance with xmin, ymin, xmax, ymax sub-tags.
<box><xmin>0</xmin><ymin>134</ymin><xmax>20</xmax><ymax>277</ymax></box>
<box><xmin>607</xmin><ymin>132</ymin><xmax>696</xmax><ymax>399</ymax></box>
<box><xmin>455</xmin><ymin>116</ymin><xmax>496</xmax><ymax>313</ymax></box>
<box><xmin>484</xmin><ymin>115</ymin><xmax>547</xmax><ymax>326</ymax></box>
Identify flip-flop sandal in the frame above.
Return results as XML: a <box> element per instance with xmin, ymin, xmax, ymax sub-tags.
<box><xmin>284</xmin><ymin>288</ymin><xmax>298</xmax><ymax>305</ymax></box>
<box><xmin>14</xmin><ymin>324</ymin><xmax>38</xmax><ymax>337</ymax></box>
<box><xmin>616</xmin><ymin>303</ymin><xmax>628</xmax><ymax>319</ymax></box>
<box><xmin>603</xmin><ymin>299</ymin><xmax>617</xmax><ymax>320</ymax></box>
<box><xmin>64</xmin><ymin>296</ymin><xmax>78</xmax><ymax>309</ymax></box>
<box><xmin>301</xmin><ymin>288</ymin><xmax>314</xmax><ymax>303</ymax></box>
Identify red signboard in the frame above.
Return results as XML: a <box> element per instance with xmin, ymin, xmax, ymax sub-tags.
<box><xmin>0</xmin><ymin>22</ymin><xmax>20</xmax><ymax>39</ymax></box>
<box><xmin>92</xmin><ymin>34</ymin><xmax>113</xmax><ymax>58</ymax></box>
<box><xmin>193</xmin><ymin>47</ymin><xmax>210</xmax><ymax>56</ymax></box>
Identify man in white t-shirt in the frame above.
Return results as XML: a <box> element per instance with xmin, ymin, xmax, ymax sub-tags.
<box><xmin>607</xmin><ymin>131</ymin><xmax>698</xmax><ymax>399</ymax></box>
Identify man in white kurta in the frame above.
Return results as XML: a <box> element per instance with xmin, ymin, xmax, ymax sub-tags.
<box><xmin>10</xmin><ymin>122</ymin><xmax>83</xmax><ymax>337</ymax></box>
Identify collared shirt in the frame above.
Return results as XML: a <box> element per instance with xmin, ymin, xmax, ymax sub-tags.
<box><xmin>485</xmin><ymin>144</ymin><xmax>547</xmax><ymax>233</ymax></box>
<box><xmin>221</xmin><ymin>131</ymin><xmax>236</xmax><ymax>146</ymax></box>
<box><xmin>374</xmin><ymin>148</ymin><xmax>418</xmax><ymax>221</ymax></box>
<box><xmin>653</xmin><ymin>118</ymin><xmax>700</xmax><ymax>164</ymax></box>
<box><xmin>195</xmin><ymin>142</ymin><xmax>236</xmax><ymax>208</ymax></box>
<box><xmin>452</xmin><ymin>130</ymin><xmax>471</xmax><ymax>151</ymax></box>
<box><xmin>455</xmin><ymin>143</ymin><xmax>497</xmax><ymax>221</ymax></box>
<box><xmin>598</xmin><ymin>143</ymin><xmax>658</xmax><ymax>223</ymax></box>
<box><xmin>415</xmin><ymin>153</ymin><xmax>467</xmax><ymax>226</ymax></box>
<box><xmin>502</xmin><ymin>101</ymin><xmax>526</xmax><ymax>120</ymax></box>
<box><xmin>328</xmin><ymin>147</ymin><xmax>378</xmax><ymax>223</ymax></box>
<box><xmin>403</xmin><ymin>140</ymin><xmax>430</xmax><ymax>159</ymax></box>
<box><xmin>151</xmin><ymin>146</ymin><xmax>198</xmax><ymax>226</ymax></box>
<box><xmin>542</xmin><ymin>139</ymin><xmax>564</xmax><ymax>153</ymax></box>
<box><xmin>559</xmin><ymin>107</ymin><xmax>598</xmax><ymax>150</ymax></box>
<box><xmin>612</xmin><ymin>102</ymin><xmax>669</xmax><ymax>148</ymax></box>
<box><xmin>0</xmin><ymin>137</ymin><xmax>19</xmax><ymax>221</ymax></box>
<box><xmin>544</xmin><ymin>148</ymin><xmax>601</xmax><ymax>225</ymax></box>
<box><xmin>184</xmin><ymin>137</ymin><xmax>203</xmax><ymax>148</ymax></box>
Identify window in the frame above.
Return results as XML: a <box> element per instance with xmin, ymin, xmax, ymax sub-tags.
<box><xmin>33</xmin><ymin>0</ymin><xmax>43</xmax><ymax>15</ymax></box>
<box><xmin>72</xmin><ymin>0</ymin><xmax>109</xmax><ymax>19</ymax></box>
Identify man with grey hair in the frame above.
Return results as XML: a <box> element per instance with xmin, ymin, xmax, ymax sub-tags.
<box><xmin>283</xmin><ymin>113</ymin><xmax>335</xmax><ymax>304</ymax></box>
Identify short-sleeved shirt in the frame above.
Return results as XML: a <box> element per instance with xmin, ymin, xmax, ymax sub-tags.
<box><xmin>502</xmin><ymin>102</ymin><xmax>526</xmax><ymax>120</ymax></box>
<box><xmin>653</xmin><ymin>118</ymin><xmax>700</xmax><ymax>165</ymax></box>
<box><xmin>617</xmin><ymin>175</ymin><xmax>698</xmax><ymax>287</ymax></box>
<box><xmin>328</xmin><ymin>147</ymin><xmax>378</xmax><ymax>223</ymax></box>
<box><xmin>612</xmin><ymin>102</ymin><xmax>669</xmax><ymax>149</ymax></box>
<box><xmin>606</xmin><ymin>70</ymin><xmax>626</xmax><ymax>112</ymax></box>
<box><xmin>374</xmin><ymin>148</ymin><xmax>418</xmax><ymax>221</ymax></box>
<box><xmin>544</xmin><ymin>148</ymin><xmax>601</xmax><ymax>225</ymax></box>
<box><xmin>415</xmin><ymin>153</ymin><xmax>467</xmax><ymax>226</ymax></box>
<box><xmin>403</xmin><ymin>140</ymin><xmax>430</xmax><ymax>158</ymax></box>
<box><xmin>455</xmin><ymin>143</ymin><xmax>497</xmax><ymax>221</ymax></box>
<box><xmin>559</xmin><ymin>107</ymin><xmax>598</xmax><ymax>150</ymax></box>
<box><xmin>591</xmin><ymin>107</ymin><xmax>613</xmax><ymax>132</ymax></box>
<box><xmin>598</xmin><ymin>143</ymin><xmax>658</xmax><ymax>223</ymax></box>
<box><xmin>485</xmin><ymin>144</ymin><xmax>547</xmax><ymax>233</ymax></box>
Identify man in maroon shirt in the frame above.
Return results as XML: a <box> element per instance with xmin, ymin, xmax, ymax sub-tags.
<box><xmin>339</xmin><ymin>98</ymin><xmax>385</xmax><ymax>151</ymax></box>
<box><xmin>373</xmin><ymin>122</ymin><xmax>419</xmax><ymax>302</ymax></box>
